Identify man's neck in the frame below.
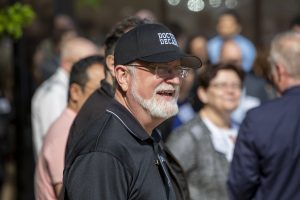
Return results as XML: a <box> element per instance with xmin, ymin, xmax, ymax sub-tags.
<box><xmin>67</xmin><ymin>102</ymin><xmax>79</xmax><ymax>114</ymax></box>
<box><xmin>279</xmin><ymin>78</ymin><xmax>300</xmax><ymax>94</ymax></box>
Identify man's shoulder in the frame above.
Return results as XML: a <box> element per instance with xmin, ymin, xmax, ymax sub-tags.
<box><xmin>32</xmin><ymin>79</ymin><xmax>51</xmax><ymax>103</ymax></box>
<box><xmin>249</xmin><ymin>96</ymin><xmax>285</xmax><ymax>112</ymax></box>
<box><xmin>45</xmin><ymin>109</ymin><xmax>74</xmax><ymax>141</ymax></box>
<box><xmin>167</xmin><ymin>116</ymin><xmax>206</xmax><ymax>145</ymax></box>
<box><xmin>79</xmin><ymin>88</ymin><xmax>112</xmax><ymax>115</ymax></box>
<box><xmin>86</xmin><ymin>112</ymin><xmax>138</xmax><ymax>151</ymax></box>
<box><xmin>70</xmin><ymin>88</ymin><xmax>113</xmax><ymax>138</ymax></box>
<box><xmin>65</xmin><ymin>111</ymin><xmax>145</xmax><ymax>178</ymax></box>
<box><xmin>67</xmin><ymin>111</ymin><xmax>132</xmax><ymax>160</ymax></box>
<box><xmin>32</xmin><ymin>74</ymin><xmax>67</xmax><ymax>104</ymax></box>
<box><xmin>246</xmin><ymin>98</ymin><xmax>278</xmax><ymax>118</ymax></box>
<box><xmin>208</xmin><ymin>36</ymin><xmax>222</xmax><ymax>47</ymax></box>
<box><xmin>172</xmin><ymin>115</ymin><xmax>205</xmax><ymax>135</ymax></box>
<box><xmin>234</xmin><ymin>34</ymin><xmax>255</xmax><ymax>47</ymax></box>
<box><xmin>244</xmin><ymin>96</ymin><xmax>293</xmax><ymax>128</ymax></box>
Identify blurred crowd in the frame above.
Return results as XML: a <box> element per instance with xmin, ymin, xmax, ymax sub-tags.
<box><xmin>0</xmin><ymin>7</ymin><xmax>300</xmax><ymax>200</ymax></box>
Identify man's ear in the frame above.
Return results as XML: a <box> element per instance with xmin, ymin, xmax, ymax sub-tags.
<box><xmin>197</xmin><ymin>86</ymin><xmax>208</xmax><ymax>104</ymax></box>
<box><xmin>276</xmin><ymin>63</ymin><xmax>289</xmax><ymax>80</ymax></box>
<box><xmin>69</xmin><ymin>83</ymin><xmax>83</xmax><ymax>102</ymax></box>
<box><xmin>106</xmin><ymin>55</ymin><xmax>115</xmax><ymax>77</ymax></box>
<box><xmin>272</xmin><ymin>63</ymin><xmax>289</xmax><ymax>94</ymax></box>
<box><xmin>114</xmin><ymin>65</ymin><xmax>129</xmax><ymax>92</ymax></box>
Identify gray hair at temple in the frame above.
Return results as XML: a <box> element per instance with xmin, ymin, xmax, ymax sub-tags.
<box><xmin>270</xmin><ymin>31</ymin><xmax>300</xmax><ymax>79</ymax></box>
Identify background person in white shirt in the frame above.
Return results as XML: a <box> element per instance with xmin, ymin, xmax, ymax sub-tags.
<box><xmin>35</xmin><ymin>55</ymin><xmax>105</xmax><ymax>200</ymax></box>
<box><xmin>31</xmin><ymin>37</ymin><xmax>99</xmax><ymax>157</ymax></box>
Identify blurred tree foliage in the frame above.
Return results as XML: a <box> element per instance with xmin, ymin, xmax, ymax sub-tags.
<box><xmin>0</xmin><ymin>3</ymin><xmax>35</xmax><ymax>39</ymax></box>
<box><xmin>76</xmin><ymin>0</ymin><xmax>102</xmax><ymax>7</ymax></box>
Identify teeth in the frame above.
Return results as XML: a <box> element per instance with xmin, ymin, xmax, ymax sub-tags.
<box><xmin>158</xmin><ymin>90</ymin><xmax>174</xmax><ymax>96</ymax></box>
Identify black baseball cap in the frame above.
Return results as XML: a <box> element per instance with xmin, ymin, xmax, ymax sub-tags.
<box><xmin>114</xmin><ymin>23</ymin><xmax>202</xmax><ymax>68</ymax></box>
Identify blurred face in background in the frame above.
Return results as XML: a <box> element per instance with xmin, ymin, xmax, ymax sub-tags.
<box><xmin>61</xmin><ymin>37</ymin><xmax>99</xmax><ymax>72</ymax></box>
<box><xmin>79</xmin><ymin>63</ymin><xmax>105</xmax><ymax>108</ymax></box>
<box><xmin>70</xmin><ymin>63</ymin><xmax>105</xmax><ymax>112</ymax></box>
<box><xmin>189</xmin><ymin>36</ymin><xmax>208</xmax><ymax>62</ymax></box>
<box><xmin>199</xmin><ymin>69</ymin><xmax>242</xmax><ymax>115</ymax></box>
<box><xmin>217</xmin><ymin>14</ymin><xmax>241</xmax><ymax>39</ymax></box>
<box><xmin>219</xmin><ymin>40</ymin><xmax>243</xmax><ymax>67</ymax></box>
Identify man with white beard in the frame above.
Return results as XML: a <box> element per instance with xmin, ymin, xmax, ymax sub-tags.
<box><xmin>63</xmin><ymin>23</ymin><xmax>201</xmax><ymax>200</ymax></box>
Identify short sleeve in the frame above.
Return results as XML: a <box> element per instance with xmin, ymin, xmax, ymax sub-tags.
<box><xmin>46</xmin><ymin>136</ymin><xmax>67</xmax><ymax>184</ymax></box>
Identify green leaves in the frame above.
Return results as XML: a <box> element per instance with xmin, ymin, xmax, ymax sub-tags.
<box><xmin>76</xmin><ymin>0</ymin><xmax>102</xmax><ymax>7</ymax></box>
<box><xmin>0</xmin><ymin>3</ymin><xmax>35</xmax><ymax>39</ymax></box>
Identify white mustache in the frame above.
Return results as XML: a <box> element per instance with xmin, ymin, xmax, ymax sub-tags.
<box><xmin>155</xmin><ymin>83</ymin><xmax>180</xmax><ymax>94</ymax></box>
<box><xmin>155</xmin><ymin>83</ymin><xmax>180</xmax><ymax>97</ymax></box>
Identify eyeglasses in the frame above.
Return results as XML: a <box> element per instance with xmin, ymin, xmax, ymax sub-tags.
<box><xmin>210</xmin><ymin>82</ymin><xmax>242</xmax><ymax>90</ymax></box>
<box><xmin>126</xmin><ymin>64</ymin><xmax>191</xmax><ymax>79</ymax></box>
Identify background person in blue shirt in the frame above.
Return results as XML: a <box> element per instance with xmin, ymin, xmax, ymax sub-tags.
<box><xmin>208</xmin><ymin>10</ymin><xmax>256</xmax><ymax>73</ymax></box>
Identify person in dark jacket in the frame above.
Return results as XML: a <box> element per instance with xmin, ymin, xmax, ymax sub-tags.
<box><xmin>227</xmin><ymin>31</ymin><xmax>300</xmax><ymax>200</ymax></box>
<box><xmin>63</xmin><ymin>23</ymin><xmax>201</xmax><ymax>199</ymax></box>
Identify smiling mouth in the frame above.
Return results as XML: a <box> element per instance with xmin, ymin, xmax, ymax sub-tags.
<box><xmin>157</xmin><ymin>90</ymin><xmax>176</xmax><ymax>97</ymax></box>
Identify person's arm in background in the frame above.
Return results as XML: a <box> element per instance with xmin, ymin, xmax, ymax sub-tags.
<box><xmin>32</xmin><ymin>88</ymin><xmax>66</xmax><ymax>157</ymax></box>
<box><xmin>54</xmin><ymin>183</ymin><xmax>63</xmax><ymax>198</ymax></box>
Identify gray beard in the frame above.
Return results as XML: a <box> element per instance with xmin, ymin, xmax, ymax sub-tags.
<box><xmin>131</xmin><ymin>81</ymin><xmax>179</xmax><ymax>119</ymax></box>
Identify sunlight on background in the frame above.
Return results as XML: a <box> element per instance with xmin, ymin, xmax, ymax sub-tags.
<box><xmin>167</xmin><ymin>0</ymin><xmax>238</xmax><ymax>12</ymax></box>
<box><xmin>168</xmin><ymin>0</ymin><xmax>181</xmax><ymax>6</ymax></box>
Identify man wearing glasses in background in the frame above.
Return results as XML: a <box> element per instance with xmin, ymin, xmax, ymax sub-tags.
<box><xmin>63</xmin><ymin>23</ymin><xmax>201</xmax><ymax>200</ymax></box>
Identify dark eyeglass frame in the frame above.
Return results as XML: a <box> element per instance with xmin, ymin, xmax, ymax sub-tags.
<box><xmin>125</xmin><ymin>64</ymin><xmax>191</xmax><ymax>79</ymax></box>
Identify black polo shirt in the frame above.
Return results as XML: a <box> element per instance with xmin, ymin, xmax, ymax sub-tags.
<box><xmin>63</xmin><ymin>99</ymin><xmax>179</xmax><ymax>200</ymax></box>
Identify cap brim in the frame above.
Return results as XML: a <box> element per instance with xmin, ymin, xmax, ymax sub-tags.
<box><xmin>138</xmin><ymin>51</ymin><xmax>202</xmax><ymax>69</ymax></box>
